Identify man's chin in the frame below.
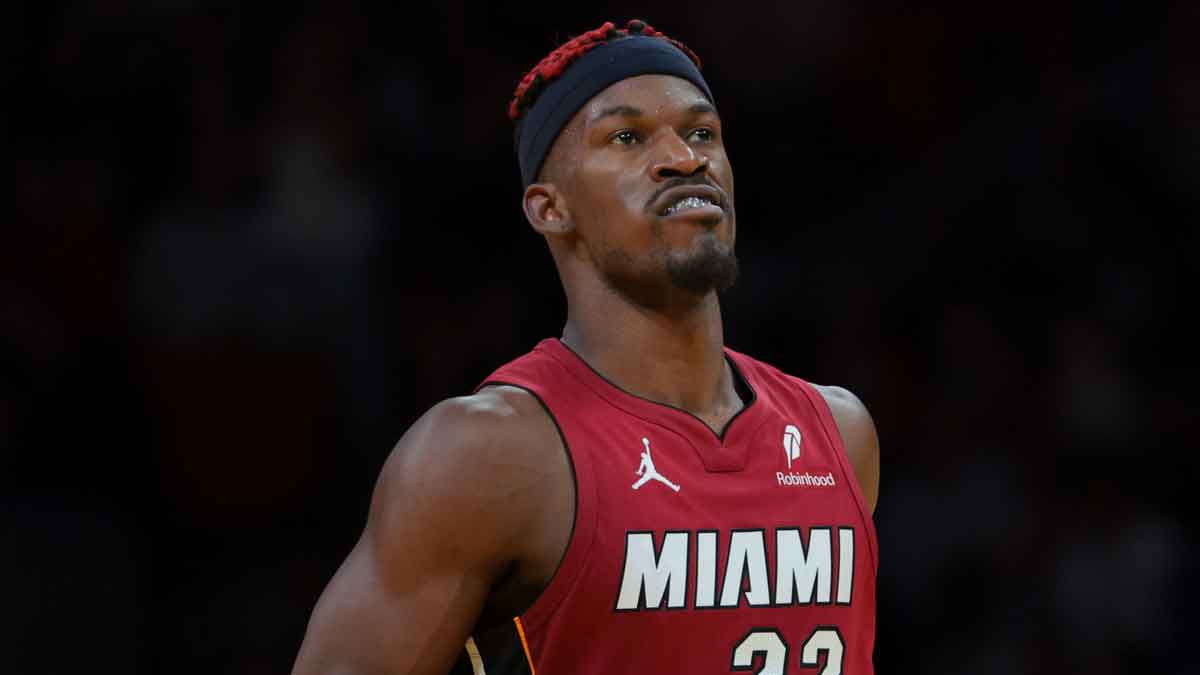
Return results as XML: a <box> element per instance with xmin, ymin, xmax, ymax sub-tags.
<box><xmin>666</xmin><ymin>239</ymin><xmax>739</xmax><ymax>294</ymax></box>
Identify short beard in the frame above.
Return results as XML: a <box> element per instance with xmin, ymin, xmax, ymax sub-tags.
<box><xmin>665</xmin><ymin>235</ymin><xmax>739</xmax><ymax>294</ymax></box>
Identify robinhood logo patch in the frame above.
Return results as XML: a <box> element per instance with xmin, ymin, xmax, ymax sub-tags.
<box><xmin>778</xmin><ymin>423</ymin><xmax>835</xmax><ymax>487</ymax></box>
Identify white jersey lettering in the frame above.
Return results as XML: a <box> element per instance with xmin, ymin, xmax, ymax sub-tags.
<box><xmin>615</xmin><ymin>531</ymin><xmax>689</xmax><ymax>610</ymax></box>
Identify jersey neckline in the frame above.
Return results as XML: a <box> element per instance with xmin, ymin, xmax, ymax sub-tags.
<box><xmin>538</xmin><ymin>338</ymin><xmax>769</xmax><ymax>468</ymax></box>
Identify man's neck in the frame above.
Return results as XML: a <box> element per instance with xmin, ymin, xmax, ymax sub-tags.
<box><xmin>560</xmin><ymin>286</ymin><xmax>742</xmax><ymax>430</ymax></box>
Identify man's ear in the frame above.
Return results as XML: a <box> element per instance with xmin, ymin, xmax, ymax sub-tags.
<box><xmin>523</xmin><ymin>182</ymin><xmax>573</xmax><ymax>236</ymax></box>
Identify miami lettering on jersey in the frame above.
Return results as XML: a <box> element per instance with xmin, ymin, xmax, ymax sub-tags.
<box><xmin>616</xmin><ymin>527</ymin><xmax>856</xmax><ymax>610</ymax></box>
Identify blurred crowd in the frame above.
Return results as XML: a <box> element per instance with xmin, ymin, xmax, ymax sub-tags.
<box><xmin>6</xmin><ymin>1</ymin><xmax>1198</xmax><ymax>673</ymax></box>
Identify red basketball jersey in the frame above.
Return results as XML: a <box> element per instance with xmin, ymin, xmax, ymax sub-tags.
<box><xmin>454</xmin><ymin>338</ymin><xmax>877</xmax><ymax>674</ymax></box>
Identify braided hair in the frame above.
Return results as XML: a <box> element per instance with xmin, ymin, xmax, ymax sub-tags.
<box><xmin>508</xmin><ymin>19</ymin><xmax>702</xmax><ymax>123</ymax></box>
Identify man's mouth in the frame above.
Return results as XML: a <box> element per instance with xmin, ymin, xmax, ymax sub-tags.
<box><xmin>662</xmin><ymin>196</ymin><xmax>721</xmax><ymax>217</ymax></box>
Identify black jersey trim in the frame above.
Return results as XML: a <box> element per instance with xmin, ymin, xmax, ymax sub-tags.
<box><xmin>476</xmin><ymin>381</ymin><xmax>578</xmax><ymax>620</ymax></box>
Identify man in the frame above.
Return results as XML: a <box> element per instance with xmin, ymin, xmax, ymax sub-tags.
<box><xmin>292</xmin><ymin>19</ymin><xmax>879</xmax><ymax>674</ymax></box>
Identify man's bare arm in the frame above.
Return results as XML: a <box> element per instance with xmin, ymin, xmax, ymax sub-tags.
<box><xmin>816</xmin><ymin>385</ymin><xmax>881</xmax><ymax>514</ymax></box>
<box><xmin>291</xmin><ymin>387</ymin><xmax>564</xmax><ymax>675</ymax></box>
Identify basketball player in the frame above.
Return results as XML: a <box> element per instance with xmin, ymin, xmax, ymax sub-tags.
<box><xmin>292</xmin><ymin>19</ymin><xmax>879</xmax><ymax>674</ymax></box>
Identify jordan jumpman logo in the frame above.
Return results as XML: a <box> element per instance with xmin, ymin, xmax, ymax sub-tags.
<box><xmin>632</xmin><ymin>437</ymin><xmax>681</xmax><ymax>492</ymax></box>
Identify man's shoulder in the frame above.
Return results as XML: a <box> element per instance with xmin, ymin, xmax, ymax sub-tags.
<box><xmin>369</xmin><ymin>384</ymin><xmax>566</xmax><ymax>526</ymax></box>
<box><xmin>808</xmin><ymin>383</ymin><xmax>870</xmax><ymax>420</ymax></box>
<box><xmin>430</xmin><ymin>385</ymin><xmax>555</xmax><ymax>439</ymax></box>
<box><xmin>382</xmin><ymin>385</ymin><xmax>563</xmax><ymax>489</ymax></box>
<box><xmin>365</xmin><ymin>385</ymin><xmax>570</xmax><ymax>566</ymax></box>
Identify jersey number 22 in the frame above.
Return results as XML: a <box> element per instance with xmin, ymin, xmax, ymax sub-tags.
<box><xmin>731</xmin><ymin>627</ymin><xmax>844</xmax><ymax>674</ymax></box>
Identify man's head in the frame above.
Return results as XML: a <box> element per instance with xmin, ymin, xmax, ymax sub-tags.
<box><xmin>510</xmin><ymin>20</ymin><xmax>738</xmax><ymax>311</ymax></box>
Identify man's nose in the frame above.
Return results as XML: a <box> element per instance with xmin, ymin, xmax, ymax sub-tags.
<box><xmin>650</xmin><ymin>131</ymin><xmax>708</xmax><ymax>180</ymax></box>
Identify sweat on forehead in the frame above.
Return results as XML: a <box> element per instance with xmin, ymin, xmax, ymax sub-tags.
<box><xmin>509</xmin><ymin>20</ymin><xmax>713</xmax><ymax>187</ymax></box>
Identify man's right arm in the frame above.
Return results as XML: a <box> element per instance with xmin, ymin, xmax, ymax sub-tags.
<box><xmin>291</xmin><ymin>387</ymin><xmax>562</xmax><ymax>675</ymax></box>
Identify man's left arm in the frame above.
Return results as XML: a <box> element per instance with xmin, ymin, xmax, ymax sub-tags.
<box><xmin>815</xmin><ymin>385</ymin><xmax>880</xmax><ymax>514</ymax></box>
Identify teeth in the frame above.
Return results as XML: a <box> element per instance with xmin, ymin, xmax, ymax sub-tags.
<box><xmin>664</xmin><ymin>196</ymin><xmax>715</xmax><ymax>216</ymax></box>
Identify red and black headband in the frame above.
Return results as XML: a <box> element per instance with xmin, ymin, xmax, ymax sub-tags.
<box><xmin>514</xmin><ymin>34</ymin><xmax>715</xmax><ymax>187</ymax></box>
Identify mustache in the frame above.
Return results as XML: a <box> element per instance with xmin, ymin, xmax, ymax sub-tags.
<box><xmin>645</xmin><ymin>174</ymin><xmax>723</xmax><ymax>212</ymax></box>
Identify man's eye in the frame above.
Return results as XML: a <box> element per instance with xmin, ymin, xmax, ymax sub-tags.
<box><xmin>610</xmin><ymin>130</ymin><xmax>638</xmax><ymax>145</ymax></box>
<box><xmin>691</xmin><ymin>128</ymin><xmax>714</xmax><ymax>142</ymax></box>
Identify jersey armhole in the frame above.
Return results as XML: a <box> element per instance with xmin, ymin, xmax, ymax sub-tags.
<box><xmin>793</xmin><ymin>379</ymin><xmax>879</xmax><ymax>572</ymax></box>
<box><xmin>475</xmin><ymin>380</ymin><xmax>598</xmax><ymax>639</ymax></box>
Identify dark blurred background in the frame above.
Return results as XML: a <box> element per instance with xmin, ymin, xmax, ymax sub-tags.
<box><xmin>6</xmin><ymin>1</ymin><xmax>1198</xmax><ymax>673</ymax></box>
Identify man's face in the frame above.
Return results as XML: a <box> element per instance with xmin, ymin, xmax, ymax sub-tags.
<box><xmin>547</xmin><ymin>74</ymin><xmax>737</xmax><ymax>308</ymax></box>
